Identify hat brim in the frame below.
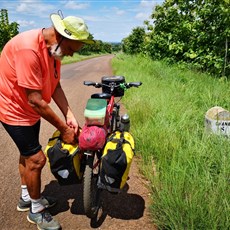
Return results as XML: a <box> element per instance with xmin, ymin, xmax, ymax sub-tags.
<box><xmin>50</xmin><ymin>14</ymin><xmax>95</xmax><ymax>45</ymax></box>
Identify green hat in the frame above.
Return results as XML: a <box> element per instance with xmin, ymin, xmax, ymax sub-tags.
<box><xmin>50</xmin><ymin>13</ymin><xmax>95</xmax><ymax>44</ymax></box>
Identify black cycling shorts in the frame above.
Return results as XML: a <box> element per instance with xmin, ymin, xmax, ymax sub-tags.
<box><xmin>1</xmin><ymin>120</ymin><xmax>42</xmax><ymax>157</ymax></box>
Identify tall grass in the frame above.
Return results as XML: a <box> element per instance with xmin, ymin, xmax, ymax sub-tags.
<box><xmin>112</xmin><ymin>54</ymin><xmax>230</xmax><ymax>230</ymax></box>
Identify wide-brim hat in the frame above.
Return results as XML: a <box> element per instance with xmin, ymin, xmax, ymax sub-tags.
<box><xmin>50</xmin><ymin>13</ymin><xmax>95</xmax><ymax>44</ymax></box>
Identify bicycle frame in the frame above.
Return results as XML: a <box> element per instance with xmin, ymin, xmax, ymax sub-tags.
<box><xmin>106</xmin><ymin>94</ymin><xmax>115</xmax><ymax>116</ymax></box>
<box><xmin>106</xmin><ymin>94</ymin><xmax>119</xmax><ymax>134</ymax></box>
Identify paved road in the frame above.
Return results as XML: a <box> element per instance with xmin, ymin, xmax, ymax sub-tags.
<box><xmin>0</xmin><ymin>54</ymin><xmax>154</xmax><ymax>230</ymax></box>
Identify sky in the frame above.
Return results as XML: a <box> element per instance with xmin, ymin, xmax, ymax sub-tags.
<box><xmin>0</xmin><ymin>0</ymin><xmax>163</xmax><ymax>42</ymax></box>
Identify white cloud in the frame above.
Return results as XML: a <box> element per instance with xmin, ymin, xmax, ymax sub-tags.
<box><xmin>16</xmin><ymin>0</ymin><xmax>54</xmax><ymax>14</ymax></box>
<box><xmin>17</xmin><ymin>3</ymin><xmax>30</xmax><ymax>12</ymax></box>
<box><xmin>17</xmin><ymin>20</ymin><xmax>35</xmax><ymax>27</ymax></box>
<box><xmin>116</xmin><ymin>10</ymin><xmax>125</xmax><ymax>15</ymax></box>
<box><xmin>140</xmin><ymin>0</ymin><xmax>162</xmax><ymax>8</ymax></box>
<box><xmin>83</xmin><ymin>15</ymin><xmax>101</xmax><ymax>22</ymax></box>
<box><xmin>135</xmin><ymin>12</ymin><xmax>149</xmax><ymax>20</ymax></box>
<box><xmin>64</xmin><ymin>1</ymin><xmax>89</xmax><ymax>10</ymax></box>
<box><xmin>135</xmin><ymin>0</ymin><xmax>162</xmax><ymax>21</ymax></box>
<box><xmin>111</xmin><ymin>7</ymin><xmax>125</xmax><ymax>16</ymax></box>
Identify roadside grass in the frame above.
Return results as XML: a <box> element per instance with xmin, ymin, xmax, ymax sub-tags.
<box><xmin>62</xmin><ymin>53</ymin><xmax>103</xmax><ymax>65</ymax></box>
<box><xmin>112</xmin><ymin>54</ymin><xmax>230</xmax><ymax>229</ymax></box>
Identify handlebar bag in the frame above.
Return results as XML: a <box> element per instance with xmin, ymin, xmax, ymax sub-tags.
<box><xmin>101</xmin><ymin>76</ymin><xmax>125</xmax><ymax>97</ymax></box>
<box><xmin>44</xmin><ymin>130</ymin><xmax>82</xmax><ymax>185</ymax></box>
<box><xmin>98</xmin><ymin>131</ymin><xmax>135</xmax><ymax>193</ymax></box>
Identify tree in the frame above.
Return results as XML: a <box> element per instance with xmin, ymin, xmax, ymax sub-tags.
<box><xmin>0</xmin><ymin>9</ymin><xmax>19</xmax><ymax>51</ymax></box>
<box><xmin>78</xmin><ymin>33</ymin><xmax>112</xmax><ymax>54</ymax></box>
<box><xmin>122</xmin><ymin>27</ymin><xmax>146</xmax><ymax>54</ymax></box>
<box><xmin>145</xmin><ymin>0</ymin><xmax>230</xmax><ymax>76</ymax></box>
<box><xmin>111</xmin><ymin>43</ymin><xmax>122</xmax><ymax>52</ymax></box>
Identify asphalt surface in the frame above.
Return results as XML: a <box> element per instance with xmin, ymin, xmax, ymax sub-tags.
<box><xmin>0</xmin><ymin>54</ymin><xmax>155</xmax><ymax>230</ymax></box>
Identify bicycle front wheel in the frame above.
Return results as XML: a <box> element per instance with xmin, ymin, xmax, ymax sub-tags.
<box><xmin>83</xmin><ymin>164</ymin><xmax>100</xmax><ymax>218</ymax></box>
<box><xmin>83</xmin><ymin>164</ymin><xmax>93</xmax><ymax>217</ymax></box>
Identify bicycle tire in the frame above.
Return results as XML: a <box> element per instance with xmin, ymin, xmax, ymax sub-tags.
<box><xmin>83</xmin><ymin>164</ymin><xmax>100</xmax><ymax>218</ymax></box>
<box><xmin>83</xmin><ymin>164</ymin><xmax>93</xmax><ymax>217</ymax></box>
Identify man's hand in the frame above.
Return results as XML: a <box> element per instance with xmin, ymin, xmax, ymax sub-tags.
<box><xmin>60</xmin><ymin>126</ymin><xmax>76</xmax><ymax>144</ymax></box>
<box><xmin>66</xmin><ymin>116</ymin><xmax>79</xmax><ymax>135</ymax></box>
<box><xmin>52</xmin><ymin>82</ymin><xmax>80</xmax><ymax>135</ymax></box>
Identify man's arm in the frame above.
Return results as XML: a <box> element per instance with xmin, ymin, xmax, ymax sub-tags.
<box><xmin>26</xmin><ymin>88</ymin><xmax>75</xmax><ymax>143</ymax></box>
<box><xmin>52</xmin><ymin>82</ymin><xmax>79</xmax><ymax>134</ymax></box>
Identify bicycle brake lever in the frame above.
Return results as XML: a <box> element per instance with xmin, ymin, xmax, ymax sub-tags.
<box><xmin>95</xmin><ymin>83</ymin><xmax>102</xmax><ymax>88</ymax></box>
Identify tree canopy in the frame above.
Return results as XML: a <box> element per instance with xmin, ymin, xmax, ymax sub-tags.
<box><xmin>122</xmin><ymin>1</ymin><xmax>230</xmax><ymax>77</ymax></box>
<box><xmin>122</xmin><ymin>27</ymin><xmax>145</xmax><ymax>54</ymax></box>
<box><xmin>0</xmin><ymin>9</ymin><xmax>19</xmax><ymax>51</ymax></box>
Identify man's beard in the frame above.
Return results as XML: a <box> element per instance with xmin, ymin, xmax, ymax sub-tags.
<box><xmin>49</xmin><ymin>44</ymin><xmax>64</xmax><ymax>60</ymax></box>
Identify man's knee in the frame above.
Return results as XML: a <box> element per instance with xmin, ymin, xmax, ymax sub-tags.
<box><xmin>26</xmin><ymin>150</ymin><xmax>46</xmax><ymax>171</ymax></box>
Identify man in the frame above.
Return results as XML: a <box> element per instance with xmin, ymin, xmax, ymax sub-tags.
<box><xmin>0</xmin><ymin>11</ymin><xmax>95</xmax><ymax>230</ymax></box>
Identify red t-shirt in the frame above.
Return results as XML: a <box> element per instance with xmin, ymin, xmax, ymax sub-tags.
<box><xmin>0</xmin><ymin>29</ymin><xmax>60</xmax><ymax>125</ymax></box>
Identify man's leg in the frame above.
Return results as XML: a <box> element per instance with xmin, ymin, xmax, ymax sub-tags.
<box><xmin>19</xmin><ymin>156</ymin><xmax>30</xmax><ymax>202</ymax></box>
<box><xmin>19</xmin><ymin>156</ymin><xmax>26</xmax><ymax>185</ymax></box>
<box><xmin>22</xmin><ymin>150</ymin><xmax>46</xmax><ymax>213</ymax></box>
<box><xmin>19</xmin><ymin>150</ymin><xmax>46</xmax><ymax>212</ymax></box>
<box><xmin>18</xmin><ymin>153</ymin><xmax>57</xmax><ymax>212</ymax></box>
<box><xmin>1</xmin><ymin>121</ymin><xmax>61</xmax><ymax>229</ymax></box>
<box><xmin>24</xmin><ymin>150</ymin><xmax>46</xmax><ymax>200</ymax></box>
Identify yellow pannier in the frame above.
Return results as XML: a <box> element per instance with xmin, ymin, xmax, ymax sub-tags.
<box><xmin>98</xmin><ymin>131</ymin><xmax>135</xmax><ymax>193</ymax></box>
<box><xmin>44</xmin><ymin>130</ymin><xmax>82</xmax><ymax>185</ymax></box>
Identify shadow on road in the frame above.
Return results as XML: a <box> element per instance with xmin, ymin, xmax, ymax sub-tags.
<box><xmin>42</xmin><ymin>180</ymin><xmax>84</xmax><ymax>215</ymax></box>
<box><xmin>42</xmin><ymin>180</ymin><xmax>145</xmax><ymax>227</ymax></box>
<box><xmin>100</xmin><ymin>190</ymin><xmax>145</xmax><ymax>220</ymax></box>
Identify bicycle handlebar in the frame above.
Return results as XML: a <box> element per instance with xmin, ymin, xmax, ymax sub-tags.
<box><xmin>83</xmin><ymin>81</ymin><xmax>142</xmax><ymax>89</ymax></box>
<box><xmin>84</xmin><ymin>81</ymin><xmax>97</xmax><ymax>86</ymax></box>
